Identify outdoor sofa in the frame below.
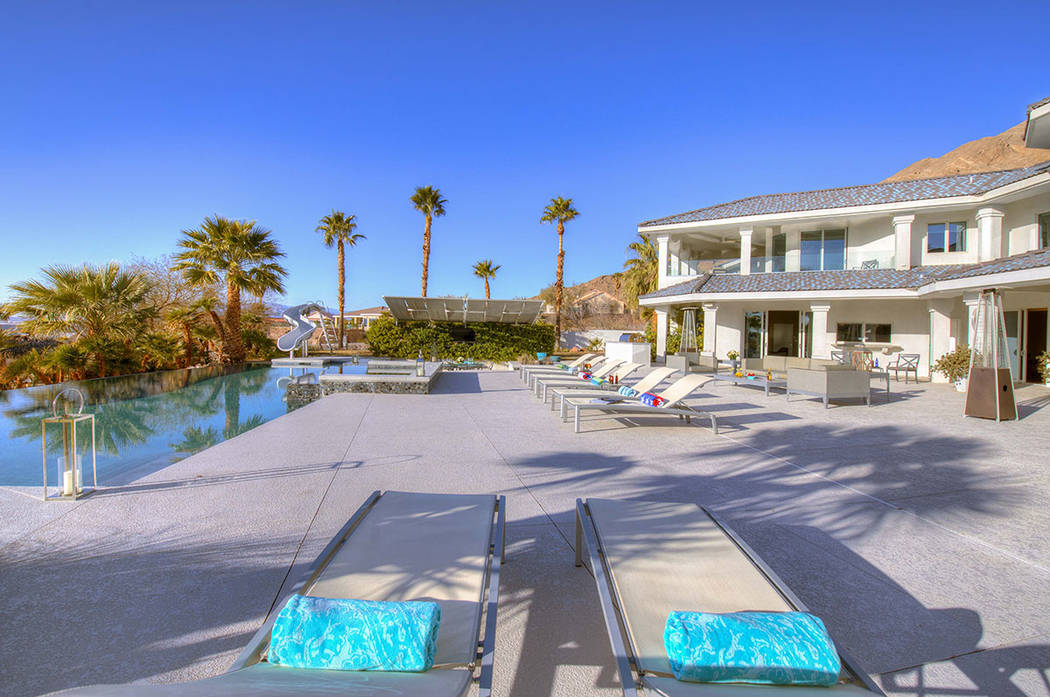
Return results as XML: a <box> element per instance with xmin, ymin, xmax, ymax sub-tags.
<box><xmin>49</xmin><ymin>491</ymin><xmax>506</xmax><ymax>697</ymax></box>
<box><xmin>575</xmin><ymin>497</ymin><xmax>885</xmax><ymax>696</ymax></box>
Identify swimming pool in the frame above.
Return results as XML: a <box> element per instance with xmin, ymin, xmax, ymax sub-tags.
<box><xmin>0</xmin><ymin>363</ymin><xmax>338</xmax><ymax>489</ymax></box>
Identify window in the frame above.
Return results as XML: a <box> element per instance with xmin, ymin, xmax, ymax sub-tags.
<box><xmin>771</xmin><ymin>232</ymin><xmax>786</xmax><ymax>272</ymax></box>
<box><xmin>927</xmin><ymin>221</ymin><xmax>967</xmax><ymax>253</ymax></box>
<box><xmin>800</xmin><ymin>229</ymin><xmax>846</xmax><ymax>271</ymax></box>
<box><xmin>836</xmin><ymin>322</ymin><xmax>891</xmax><ymax>343</ymax></box>
<box><xmin>744</xmin><ymin>312</ymin><xmax>764</xmax><ymax>359</ymax></box>
<box><xmin>1040</xmin><ymin>212</ymin><xmax>1050</xmax><ymax>249</ymax></box>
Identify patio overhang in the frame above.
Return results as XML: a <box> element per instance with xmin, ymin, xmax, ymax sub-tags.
<box><xmin>1024</xmin><ymin>97</ymin><xmax>1050</xmax><ymax>149</ymax></box>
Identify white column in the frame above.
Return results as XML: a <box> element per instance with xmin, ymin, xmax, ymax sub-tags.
<box><xmin>962</xmin><ymin>292</ymin><xmax>981</xmax><ymax>348</ymax></box>
<box><xmin>810</xmin><ymin>304</ymin><xmax>831</xmax><ymax>359</ymax></box>
<box><xmin>739</xmin><ymin>227</ymin><xmax>753</xmax><ymax>276</ymax></box>
<box><xmin>892</xmin><ymin>214</ymin><xmax>914</xmax><ymax>270</ymax></box>
<box><xmin>656</xmin><ymin>234</ymin><xmax>671</xmax><ymax>289</ymax></box>
<box><xmin>655</xmin><ymin>308</ymin><xmax>668</xmax><ymax>357</ymax></box>
<box><xmin>976</xmin><ymin>208</ymin><xmax>1005</xmax><ymax>262</ymax></box>
<box><xmin>702</xmin><ymin>303</ymin><xmax>718</xmax><ymax>356</ymax></box>
<box><xmin>928</xmin><ymin>300</ymin><xmax>954</xmax><ymax>382</ymax></box>
<box><xmin>764</xmin><ymin>227</ymin><xmax>774</xmax><ymax>273</ymax></box>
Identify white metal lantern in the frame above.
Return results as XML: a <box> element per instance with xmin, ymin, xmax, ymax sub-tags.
<box><xmin>41</xmin><ymin>388</ymin><xmax>97</xmax><ymax>501</ymax></box>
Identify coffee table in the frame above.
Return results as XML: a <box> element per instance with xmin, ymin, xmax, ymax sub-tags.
<box><xmin>711</xmin><ymin>373</ymin><xmax>786</xmax><ymax>397</ymax></box>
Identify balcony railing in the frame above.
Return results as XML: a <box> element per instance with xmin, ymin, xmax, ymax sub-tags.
<box><xmin>667</xmin><ymin>251</ymin><xmax>897</xmax><ymax>279</ymax></box>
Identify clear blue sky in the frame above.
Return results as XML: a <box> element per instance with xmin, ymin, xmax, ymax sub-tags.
<box><xmin>1</xmin><ymin>1</ymin><xmax>1047</xmax><ymax>309</ymax></box>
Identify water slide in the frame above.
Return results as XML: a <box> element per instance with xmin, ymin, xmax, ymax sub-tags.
<box><xmin>277</xmin><ymin>303</ymin><xmax>328</xmax><ymax>353</ymax></box>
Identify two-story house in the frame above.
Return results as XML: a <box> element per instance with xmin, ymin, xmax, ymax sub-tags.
<box><xmin>638</xmin><ymin>99</ymin><xmax>1050</xmax><ymax>382</ymax></box>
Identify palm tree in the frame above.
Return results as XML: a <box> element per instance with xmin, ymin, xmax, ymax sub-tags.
<box><xmin>173</xmin><ymin>216</ymin><xmax>287</xmax><ymax>364</ymax></box>
<box><xmin>472</xmin><ymin>260</ymin><xmax>501</xmax><ymax>299</ymax></box>
<box><xmin>1</xmin><ymin>262</ymin><xmax>154</xmax><ymax>377</ymax></box>
<box><xmin>622</xmin><ymin>233</ymin><xmax>659</xmax><ymax>325</ymax></box>
<box><xmin>316</xmin><ymin>210</ymin><xmax>366</xmax><ymax>348</ymax></box>
<box><xmin>540</xmin><ymin>196</ymin><xmax>580</xmax><ymax>350</ymax></box>
<box><xmin>410</xmin><ymin>186</ymin><xmax>447</xmax><ymax>297</ymax></box>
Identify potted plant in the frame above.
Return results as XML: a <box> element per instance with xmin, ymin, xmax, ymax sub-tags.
<box><xmin>1037</xmin><ymin>351</ymin><xmax>1050</xmax><ymax>386</ymax></box>
<box><xmin>932</xmin><ymin>346</ymin><xmax>971</xmax><ymax>392</ymax></box>
<box><xmin>727</xmin><ymin>349</ymin><xmax>740</xmax><ymax>374</ymax></box>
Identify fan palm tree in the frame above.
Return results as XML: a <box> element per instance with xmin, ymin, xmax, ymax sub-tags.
<box><xmin>622</xmin><ymin>233</ymin><xmax>660</xmax><ymax>327</ymax></box>
<box><xmin>540</xmin><ymin>196</ymin><xmax>580</xmax><ymax>350</ymax></box>
<box><xmin>316</xmin><ymin>210</ymin><xmax>366</xmax><ymax>348</ymax></box>
<box><xmin>1</xmin><ymin>262</ymin><xmax>154</xmax><ymax>377</ymax></box>
<box><xmin>173</xmin><ymin>216</ymin><xmax>286</xmax><ymax>364</ymax></box>
<box><xmin>472</xmin><ymin>260</ymin><xmax>501</xmax><ymax>299</ymax></box>
<box><xmin>410</xmin><ymin>186</ymin><xmax>447</xmax><ymax>297</ymax></box>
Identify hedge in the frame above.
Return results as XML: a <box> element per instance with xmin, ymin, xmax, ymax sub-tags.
<box><xmin>365</xmin><ymin>316</ymin><xmax>556</xmax><ymax>361</ymax></box>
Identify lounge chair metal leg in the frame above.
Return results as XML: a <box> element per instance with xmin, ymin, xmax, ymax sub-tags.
<box><xmin>575</xmin><ymin>507</ymin><xmax>583</xmax><ymax>567</ymax></box>
<box><xmin>574</xmin><ymin>406</ymin><xmax>581</xmax><ymax>433</ymax></box>
<box><xmin>710</xmin><ymin>414</ymin><xmax>718</xmax><ymax>434</ymax></box>
<box><xmin>560</xmin><ymin>398</ymin><xmax>566</xmax><ymax>421</ymax></box>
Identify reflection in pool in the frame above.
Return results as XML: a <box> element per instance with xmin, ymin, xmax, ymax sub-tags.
<box><xmin>0</xmin><ymin>364</ymin><xmax>327</xmax><ymax>488</ymax></box>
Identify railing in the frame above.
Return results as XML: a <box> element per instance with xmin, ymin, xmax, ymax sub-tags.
<box><xmin>666</xmin><ymin>251</ymin><xmax>898</xmax><ymax>279</ymax></box>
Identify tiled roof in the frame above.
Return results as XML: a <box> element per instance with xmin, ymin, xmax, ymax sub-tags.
<box><xmin>640</xmin><ymin>161</ymin><xmax>1050</xmax><ymax>227</ymax></box>
<box><xmin>1029</xmin><ymin>96</ymin><xmax>1050</xmax><ymax>113</ymax></box>
<box><xmin>639</xmin><ymin>249</ymin><xmax>1050</xmax><ymax>298</ymax></box>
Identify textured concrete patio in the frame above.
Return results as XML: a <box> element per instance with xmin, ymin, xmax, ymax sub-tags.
<box><xmin>2</xmin><ymin>369</ymin><xmax>1049</xmax><ymax>697</ymax></box>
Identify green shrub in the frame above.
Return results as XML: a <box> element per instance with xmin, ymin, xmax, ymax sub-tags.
<box><xmin>932</xmin><ymin>345</ymin><xmax>971</xmax><ymax>383</ymax></box>
<box><xmin>1037</xmin><ymin>351</ymin><xmax>1050</xmax><ymax>382</ymax></box>
<box><xmin>365</xmin><ymin>316</ymin><xmax>555</xmax><ymax>362</ymax></box>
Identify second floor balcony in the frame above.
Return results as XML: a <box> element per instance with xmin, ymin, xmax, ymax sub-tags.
<box><xmin>668</xmin><ymin>250</ymin><xmax>897</xmax><ymax>279</ymax></box>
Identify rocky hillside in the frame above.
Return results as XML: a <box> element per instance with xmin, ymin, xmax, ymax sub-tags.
<box><xmin>884</xmin><ymin>122</ymin><xmax>1050</xmax><ymax>181</ymax></box>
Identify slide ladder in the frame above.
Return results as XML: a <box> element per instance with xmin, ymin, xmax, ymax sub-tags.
<box><xmin>312</xmin><ymin>301</ymin><xmax>336</xmax><ymax>352</ymax></box>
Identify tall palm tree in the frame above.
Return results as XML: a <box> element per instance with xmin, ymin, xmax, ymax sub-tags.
<box><xmin>410</xmin><ymin>186</ymin><xmax>447</xmax><ymax>297</ymax></box>
<box><xmin>622</xmin><ymin>233</ymin><xmax>659</xmax><ymax>325</ymax></box>
<box><xmin>472</xmin><ymin>260</ymin><xmax>501</xmax><ymax>299</ymax></box>
<box><xmin>1</xmin><ymin>262</ymin><xmax>154</xmax><ymax>377</ymax></box>
<box><xmin>316</xmin><ymin>210</ymin><xmax>365</xmax><ymax>348</ymax></box>
<box><xmin>540</xmin><ymin>196</ymin><xmax>580</xmax><ymax>350</ymax></box>
<box><xmin>174</xmin><ymin>216</ymin><xmax>286</xmax><ymax>364</ymax></box>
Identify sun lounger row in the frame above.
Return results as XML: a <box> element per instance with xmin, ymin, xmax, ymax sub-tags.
<box><xmin>528</xmin><ymin>362</ymin><xmax>720</xmax><ymax>434</ymax></box>
<box><xmin>48</xmin><ymin>491</ymin><xmax>883</xmax><ymax>697</ymax></box>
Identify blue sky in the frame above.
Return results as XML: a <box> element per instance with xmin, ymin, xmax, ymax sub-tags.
<box><xmin>1</xmin><ymin>1</ymin><xmax>1047</xmax><ymax>309</ymax></box>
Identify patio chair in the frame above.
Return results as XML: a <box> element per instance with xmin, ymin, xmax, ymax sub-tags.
<box><xmin>888</xmin><ymin>353</ymin><xmax>919</xmax><ymax>383</ymax></box>
<box><xmin>553</xmin><ymin>366</ymin><xmax>676</xmax><ymax>414</ymax></box>
<box><xmin>561</xmin><ymin>373</ymin><xmax>718</xmax><ymax>434</ymax></box>
<box><xmin>50</xmin><ymin>491</ymin><xmax>506</xmax><ymax>697</ymax></box>
<box><xmin>520</xmin><ymin>353</ymin><xmax>597</xmax><ymax>384</ymax></box>
<box><xmin>524</xmin><ymin>356</ymin><xmax>613</xmax><ymax>391</ymax></box>
<box><xmin>574</xmin><ymin>497</ymin><xmax>885</xmax><ymax>696</ymax></box>
<box><xmin>533</xmin><ymin>358</ymin><xmax>625</xmax><ymax>398</ymax></box>
<box><xmin>539</xmin><ymin>362</ymin><xmax>643</xmax><ymax>408</ymax></box>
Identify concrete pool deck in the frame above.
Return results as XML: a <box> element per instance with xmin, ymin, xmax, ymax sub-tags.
<box><xmin>1</xmin><ymin>370</ymin><xmax>1049</xmax><ymax>696</ymax></box>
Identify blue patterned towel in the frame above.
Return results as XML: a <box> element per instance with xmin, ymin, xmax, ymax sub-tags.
<box><xmin>268</xmin><ymin>596</ymin><xmax>441</xmax><ymax>672</ymax></box>
<box><xmin>588</xmin><ymin>377</ymin><xmax>605</xmax><ymax>385</ymax></box>
<box><xmin>618</xmin><ymin>385</ymin><xmax>638</xmax><ymax>397</ymax></box>
<box><xmin>664</xmin><ymin>611</ymin><xmax>841</xmax><ymax>686</ymax></box>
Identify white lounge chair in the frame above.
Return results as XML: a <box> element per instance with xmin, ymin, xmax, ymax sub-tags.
<box><xmin>561</xmin><ymin>373</ymin><xmax>718</xmax><ymax>433</ymax></box>
<box><xmin>519</xmin><ymin>352</ymin><xmax>596</xmax><ymax>383</ymax></box>
<box><xmin>575</xmin><ymin>498</ymin><xmax>884</xmax><ymax>696</ymax></box>
<box><xmin>49</xmin><ymin>491</ymin><xmax>506</xmax><ymax>697</ymax></box>
<box><xmin>524</xmin><ymin>356</ymin><xmax>612</xmax><ymax>391</ymax></box>
<box><xmin>532</xmin><ymin>358</ymin><xmax>625</xmax><ymax>398</ymax></box>
<box><xmin>549</xmin><ymin>365</ymin><xmax>674</xmax><ymax>412</ymax></box>
<box><xmin>538</xmin><ymin>362</ymin><xmax>643</xmax><ymax>407</ymax></box>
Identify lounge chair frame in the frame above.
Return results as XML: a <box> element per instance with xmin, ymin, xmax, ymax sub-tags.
<box><xmin>230</xmin><ymin>490</ymin><xmax>507</xmax><ymax>697</ymax></box>
<box><xmin>573</xmin><ymin>498</ymin><xmax>884</xmax><ymax>696</ymax></box>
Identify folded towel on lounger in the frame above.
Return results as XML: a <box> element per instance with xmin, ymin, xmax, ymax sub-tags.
<box><xmin>588</xmin><ymin>377</ymin><xmax>605</xmax><ymax>385</ymax></box>
<box><xmin>638</xmin><ymin>392</ymin><xmax>666</xmax><ymax>407</ymax></box>
<box><xmin>269</xmin><ymin>596</ymin><xmax>441</xmax><ymax>672</ymax></box>
<box><xmin>618</xmin><ymin>386</ymin><xmax>638</xmax><ymax>397</ymax></box>
<box><xmin>663</xmin><ymin>610</ymin><xmax>841</xmax><ymax>686</ymax></box>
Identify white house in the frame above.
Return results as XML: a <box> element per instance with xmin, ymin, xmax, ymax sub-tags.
<box><xmin>639</xmin><ymin>100</ymin><xmax>1050</xmax><ymax>382</ymax></box>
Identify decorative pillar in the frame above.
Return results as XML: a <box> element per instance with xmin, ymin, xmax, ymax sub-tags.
<box><xmin>702</xmin><ymin>303</ymin><xmax>718</xmax><ymax>356</ymax></box>
<box><xmin>656</xmin><ymin>234</ymin><xmax>671</xmax><ymax>289</ymax></box>
<box><xmin>962</xmin><ymin>292</ymin><xmax>981</xmax><ymax>348</ymax></box>
<box><xmin>810</xmin><ymin>304</ymin><xmax>831</xmax><ymax>359</ymax></box>
<box><xmin>655</xmin><ymin>307</ymin><xmax>669</xmax><ymax>357</ymax></box>
<box><xmin>976</xmin><ymin>208</ymin><xmax>1005</xmax><ymax>262</ymax></box>
<box><xmin>928</xmin><ymin>300</ymin><xmax>954</xmax><ymax>382</ymax></box>
<box><xmin>739</xmin><ymin>227</ymin><xmax>753</xmax><ymax>276</ymax></box>
<box><xmin>892</xmin><ymin>214</ymin><xmax>914</xmax><ymax>270</ymax></box>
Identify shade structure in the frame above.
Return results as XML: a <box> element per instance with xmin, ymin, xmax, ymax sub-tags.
<box><xmin>383</xmin><ymin>296</ymin><xmax>544</xmax><ymax>324</ymax></box>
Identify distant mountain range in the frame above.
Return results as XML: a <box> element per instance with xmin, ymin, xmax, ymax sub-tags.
<box><xmin>883</xmin><ymin>122</ymin><xmax>1050</xmax><ymax>181</ymax></box>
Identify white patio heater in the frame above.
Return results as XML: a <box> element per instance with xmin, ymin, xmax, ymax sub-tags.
<box><xmin>964</xmin><ymin>289</ymin><xmax>1016</xmax><ymax>421</ymax></box>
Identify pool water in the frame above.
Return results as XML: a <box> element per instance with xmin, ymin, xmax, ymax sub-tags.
<box><xmin>0</xmin><ymin>363</ymin><xmax>335</xmax><ymax>488</ymax></box>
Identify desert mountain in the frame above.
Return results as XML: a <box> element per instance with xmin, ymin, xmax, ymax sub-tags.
<box><xmin>883</xmin><ymin>122</ymin><xmax>1050</xmax><ymax>182</ymax></box>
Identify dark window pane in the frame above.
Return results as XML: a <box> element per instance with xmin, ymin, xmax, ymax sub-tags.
<box><xmin>800</xmin><ymin>231</ymin><xmax>822</xmax><ymax>271</ymax></box>
<box><xmin>802</xmin><ymin>311</ymin><xmax>813</xmax><ymax>358</ymax></box>
<box><xmin>1039</xmin><ymin>212</ymin><xmax>1050</xmax><ymax>249</ymax></box>
<box><xmin>745</xmin><ymin>312</ymin><xmax>764</xmax><ymax>359</ymax></box>
<box><xmin>949</xmin><ymin>222</ymin><xmax>966</xmax><ymax>252</ymax></box>
<box><xmin>865</xmin><ymin>324</ymin><xmax>892</xmax><ymax>343</ymax></box>
<box><xmin>928</xmin><ymin>223</ymin><xmax>945</xmax><ymax>253</ymax></box>
<box><xmin>836</xmin><ymin>323</ymin><xmax>862</xmax><ymax>342</ymax></box>
<box><xmin>772</xmin><ymin>233</ymin><xmax>786</xmax><ymax>272</ymax></box>
<box><xmin>823</xmin><ymin>229</ymin><xmax>846</xmax><ymax>270</ymax></box>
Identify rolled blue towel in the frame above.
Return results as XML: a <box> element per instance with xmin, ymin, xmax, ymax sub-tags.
<box><xmin>618</xmin><ymin>385</ymin><xmax>637</xmax><ymax>397</ymax></box>
<box><xmin>268</xmin><ymin>596</ymin><xmax>441</xmax><ymax>672</ymax></box>
<box><xmin>664</xmin><ymin>611</ymin><xmax>841</xmax><ymax>686</ymax></box>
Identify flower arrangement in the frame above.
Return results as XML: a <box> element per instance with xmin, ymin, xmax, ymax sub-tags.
<box><xmin>1037</xmin><ymin>351</ymin><xmax>1050</xmax><ymax>384</ymax></box>
<box><xmin>727</xmin><ymin>350</ymin><xmax>740</xmax><ymax>361</ymax></box>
